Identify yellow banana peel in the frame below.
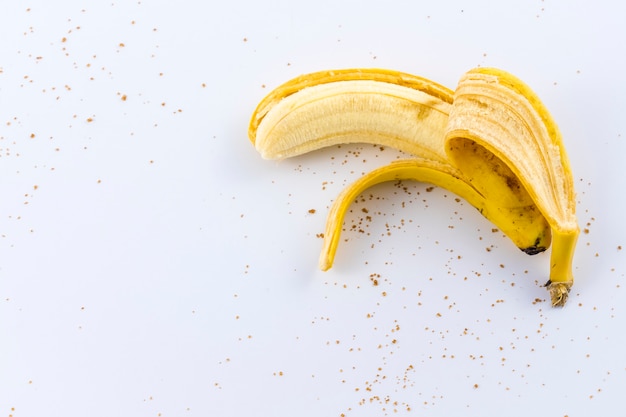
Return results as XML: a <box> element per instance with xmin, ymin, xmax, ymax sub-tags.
<box><xmin>249</xmin><ymin>67</ymin><xmax>579</xmax><ymax>307</ymax></box>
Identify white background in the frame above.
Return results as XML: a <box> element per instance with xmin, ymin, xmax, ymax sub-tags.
<box><xmin>1</xmin><ymin>1</ymin><xmax>625</xmax><ymax>416</ymax></box>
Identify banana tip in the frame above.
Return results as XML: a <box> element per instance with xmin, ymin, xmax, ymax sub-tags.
<box><xmin>318</xmin><ymin>258</ymin><xmax>333</xmax><ymax>272</ymax></box>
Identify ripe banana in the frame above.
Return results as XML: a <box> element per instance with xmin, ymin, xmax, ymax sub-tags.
<box><xmin>249</xmin><ymin>68</ymin><xmax>578</xmax><ymax>307</ymax></box>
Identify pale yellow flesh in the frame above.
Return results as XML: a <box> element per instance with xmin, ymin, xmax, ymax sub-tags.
<box><xmin>254</xmin><ymin>80</ymin><xmax>451</xmax><ymax>162</ymax></box>
<box><xmin>250</xmin><ymin>67</ymin><xmax>578</xmax><ymax>306</ymax></box>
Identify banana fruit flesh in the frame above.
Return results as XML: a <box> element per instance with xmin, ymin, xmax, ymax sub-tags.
<box><xmin>249</xmin><ymin>68</ymin><xmax>579</xmax><ymax>307</ymax></box>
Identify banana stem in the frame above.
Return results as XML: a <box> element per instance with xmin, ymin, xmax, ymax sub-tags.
<box><xmin>546</xmin><ymin>227</ymin><xmax>579</xmax><ymax>306</ymax></box>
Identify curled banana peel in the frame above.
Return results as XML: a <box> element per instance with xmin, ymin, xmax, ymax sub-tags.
<box><xmin>249</xmin><ymin>68</ymin><xmax>579</xmax><ymax>307</ymax></box>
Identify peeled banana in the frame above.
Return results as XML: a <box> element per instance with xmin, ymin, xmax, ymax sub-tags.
<box><xmin>249</xmin><ymin>68</ymin><xmax>579</xmax><ymax>307</ymax></box>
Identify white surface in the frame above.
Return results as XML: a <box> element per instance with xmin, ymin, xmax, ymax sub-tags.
<box><xmin>1</xmin><ymin>1</ymin><xmax>625</xmax><ymax>416</ymax></box>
